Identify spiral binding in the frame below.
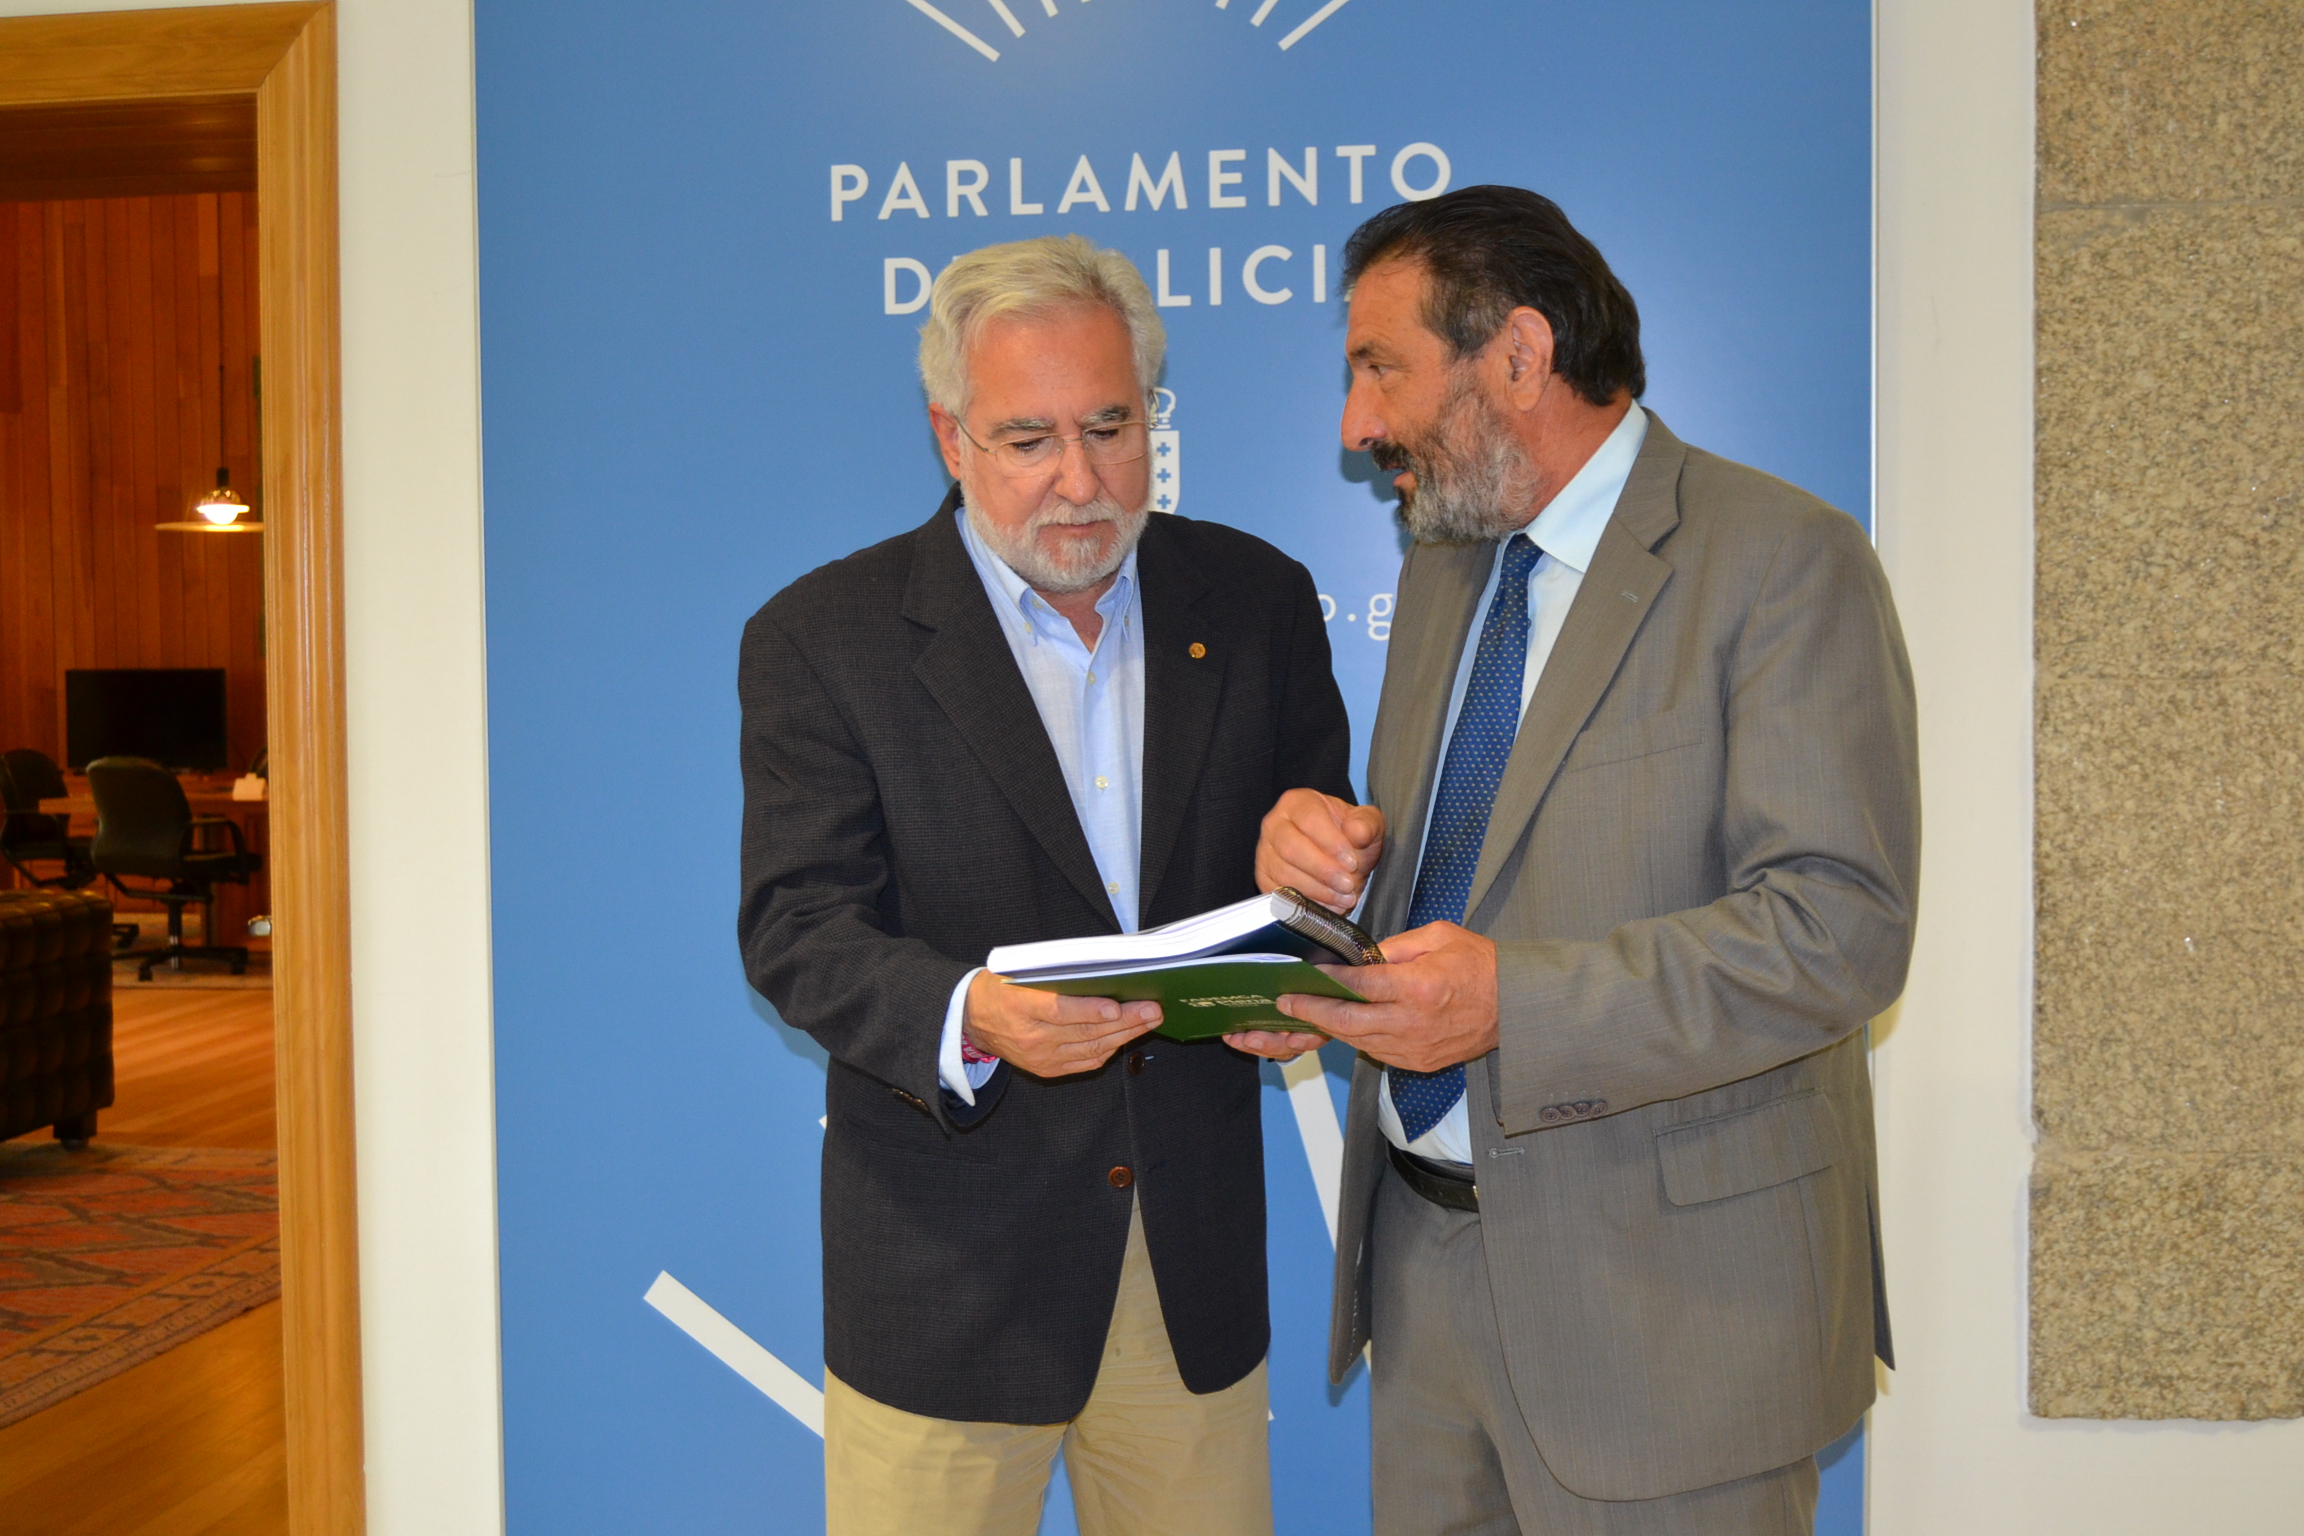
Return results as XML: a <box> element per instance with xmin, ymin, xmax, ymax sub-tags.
<box><xmin>1272</xmin><ymin>887</ymin><xmax>1386</xmax><ymax>966</ymax></box>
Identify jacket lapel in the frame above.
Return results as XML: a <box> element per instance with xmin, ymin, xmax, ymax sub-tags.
<box><xmin>1134</xmin><ymin>518</ymin><xmax>1225</xmax><ymax>923</ymax></box>
<box><xmin>1365</xmin><ymin>538</ymin><xmax>1489</xmax><ymax>938</ymax></box>
<box><xmin>904</xmin><ymin>492</ymin><xmax>1120</xmax><ymax>929</ymax></box>
<box><xmin>1460</xmin><ymin>415</ymin><xmax>1686</xmax><ymax>921</ymax></box>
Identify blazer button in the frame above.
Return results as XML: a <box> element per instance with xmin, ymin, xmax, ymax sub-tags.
<box><xmin>1108</xmin><ymin>1165</ymin><xmax>1134</xmax><ymax>1189</ymax></box>
<box><xmin>1127</xmin><ymin>1050</ymin><xmax>1146</xmax><ymax>1075</ymax></box>
<box><xmin>1539</xmin><ymin>1107</ymin><xmax>1561</xmax><ymax>1125</ymax></box>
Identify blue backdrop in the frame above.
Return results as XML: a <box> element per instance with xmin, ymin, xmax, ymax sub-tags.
<box><xmin>476</xmin><ymin>2</ymin><xmax>1871</xmax><ymax>1531</ymax></box>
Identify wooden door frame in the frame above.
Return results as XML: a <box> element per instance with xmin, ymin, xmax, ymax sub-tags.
<box><xmin>0</xmin><ymin>5</ymin><xmax>362</xmax><ymax>1531</ymax></box>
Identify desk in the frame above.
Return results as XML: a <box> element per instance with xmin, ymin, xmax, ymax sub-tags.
<box><xmin>36</xmin><ymin>778</ymin><xmax>271</xmax><ymax>948</ymax></box>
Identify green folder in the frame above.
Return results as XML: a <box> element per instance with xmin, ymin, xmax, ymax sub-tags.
<box><xmin>1019</xmin><ymin>957</ymin><xmax>1365</xmax><ymax>1042</ymax></box>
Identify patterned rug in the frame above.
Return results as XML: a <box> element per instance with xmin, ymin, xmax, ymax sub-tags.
<box><xmin>0</xmin><ymin>1142</ymin><xmax>280</xmax><ymax>1429</ymax></box>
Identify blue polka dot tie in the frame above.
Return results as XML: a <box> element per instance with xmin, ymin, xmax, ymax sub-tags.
<box><xmin>1390</xmin><ymin>532</ymin><xmax>1543</xmax><ymax>1143</ymax></box>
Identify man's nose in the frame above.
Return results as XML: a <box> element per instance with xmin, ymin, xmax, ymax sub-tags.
<box><xmin>1054</xmin><ymin>434</ymin><xmax>1103</xmax><ymax>503</ymax></box>
<box><xmin>1340</xmin><ymin>379</ymin><xmax>1384</xmax><ymax>452</ymax></box>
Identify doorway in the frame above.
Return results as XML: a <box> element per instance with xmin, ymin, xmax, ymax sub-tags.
<box><xmin>0</xmin><ymin>6</ymin><xmax>360</xmax><ymax>1531</ymax></box>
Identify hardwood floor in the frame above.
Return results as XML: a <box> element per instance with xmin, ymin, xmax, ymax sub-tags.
<box><xmin>0</xmin><ymin>982</ymin><xmax>285</xmax><ymax>1536</ymax></box>
<box><xmin>99</xmin><ymin>987</ymin><xmax>279</xmax><ymax>1151</ymax></box>
<box><xmin>0</xmin><ymin>1307</ymin><xmax>285</xmax><ymax>1536</ymax></box>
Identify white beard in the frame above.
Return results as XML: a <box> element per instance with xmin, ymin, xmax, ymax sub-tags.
<box><xmin>964</xmin><ymin>488</ymin><xmax>1150</xmax><ymax>594</ymax></box>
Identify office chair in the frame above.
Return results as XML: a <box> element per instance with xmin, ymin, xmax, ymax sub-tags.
<box><xmin>1</xmin><ymin>748</ymin><xmax>97</xmax><ymax>890</ymax></box>
<box><xmin>86</xmin><ymin>755</ymin><xmax>263</xmax><ymax>979</ymax></box>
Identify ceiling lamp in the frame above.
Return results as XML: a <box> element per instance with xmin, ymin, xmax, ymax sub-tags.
<box><xmin>158</xmin><ymin>467</ymin><xmax>262</xmax><ymax>533</ymax></box>
<box><xmin>195</xmin><ymin>467</ymin><xmax>246</xmax><ymax>523</ymax></box>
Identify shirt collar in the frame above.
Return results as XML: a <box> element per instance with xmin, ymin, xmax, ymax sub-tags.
<box><xmin>956</xmin><ymin>504</ymin><xmax>1139</xmax><ymax>638</ymax></box>
<box><xmin>1518</xmin><ymin>402</ymin><xmax>1648</xmax><ymax>576</ymax></box>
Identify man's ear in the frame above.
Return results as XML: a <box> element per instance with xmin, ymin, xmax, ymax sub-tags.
<box><xmin>1500</xmin><ymin>307</ymin><xmax>1557</xmax><ymax>410</ymax></box>
<box><xmin>928</xmin><ymin>403</ymin><xmax>965</xmax><ymax>480</ymax></box>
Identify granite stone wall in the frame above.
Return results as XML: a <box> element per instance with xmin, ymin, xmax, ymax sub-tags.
<box><xmin>2032</xmin><ymin>0</ymin><xmax>2304</xmax><ymax>1419</ymax></box>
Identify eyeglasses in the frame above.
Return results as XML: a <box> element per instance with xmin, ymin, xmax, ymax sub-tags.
<box><xmin>954</xmin><ymin>416</ymin><xmax>1150</xmax><ymax>478</ymax></box>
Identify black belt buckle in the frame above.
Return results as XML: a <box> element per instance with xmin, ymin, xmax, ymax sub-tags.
<box><xmin>1389</xmin><ymin>1141</ymin><xmax>1478</xmax><ymax>1212</ymax></box>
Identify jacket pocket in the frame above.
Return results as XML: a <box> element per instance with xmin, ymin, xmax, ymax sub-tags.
<box><xmin>1655</xmin><ymin>1091</ymin><xmax>1842</xmax><ymax>1207</ymax></box>
<box><xmin>1559</xmin><ymin>700</ymin><xmax>1712</xmax><ymax>777</ymax></box>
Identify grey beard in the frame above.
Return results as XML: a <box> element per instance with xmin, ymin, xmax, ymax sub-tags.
<box><xmin>966</xmin><ymin>492</ymin><xmax>1149</xmax><ymax>593</ymax></box>
<box><xmin>1392</xmin><ymin>380</ymin><xmax>1541</xmax><ymax>546</ymax></box>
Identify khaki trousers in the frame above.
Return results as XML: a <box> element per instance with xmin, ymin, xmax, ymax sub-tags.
<box><xmin>1369</xmin><ymin>1159</ymin><xmax>1819</xmax><ymax>1536</ymax></box>
<box><xmin>824</xmin><ymin>1199</ymin><xmax>1272</xmax><ymax>1536</ymax></box>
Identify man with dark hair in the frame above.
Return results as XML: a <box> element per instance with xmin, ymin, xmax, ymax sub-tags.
<box><xmin>1237</xmin><ymin>186</ymin><xmax>1919</xmax><ymax>1533</ymax></box>
<box><xmin>1339</xmin><ymin>186</ymin><xmax>1647</xmax><ymax>409</ymax></box>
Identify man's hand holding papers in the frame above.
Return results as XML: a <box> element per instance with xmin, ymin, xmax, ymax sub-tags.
<box><xmin>962</xmin><ymin>971</ymin><xmax>1163</xmax><ymax>1079</ymax></box>
<box><xmin>1267</xmin><ymin>922</ymin><xmax>1501</xmax><ymax>1073</ymax></box>
<box><xmin>986</xmin><ymin>891</ymin><xmax>1379</xmax><ymax>1054</ymax></box>
<box><xmin>1231</xmin><ymin>789</ymin><xmax>1389</xmax><ymax>1062</ymax></box>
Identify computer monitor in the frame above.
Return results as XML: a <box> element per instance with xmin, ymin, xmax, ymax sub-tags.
<box><xmin>64</xmin><ymin>668</ymin><xmax>229</xmax><ymax>771</ymax></box>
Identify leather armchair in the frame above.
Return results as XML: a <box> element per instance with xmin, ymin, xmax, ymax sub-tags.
<box><xmin>0</xmin><ymin>888</ymin><xmax>114</xmax><ymax>1146</ymax></box>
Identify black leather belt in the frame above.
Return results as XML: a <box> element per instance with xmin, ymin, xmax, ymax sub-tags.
<box><xmin>1389</xmin><ymin>1142</ymin><xmax>1478</xmax><ymax>1212</ymax></box>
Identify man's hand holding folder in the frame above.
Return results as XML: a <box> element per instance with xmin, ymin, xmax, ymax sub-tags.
<box><xmin>1227</xmin><ymin>788</ymin><xmax>1390</xmax><ymax>1064</ymax></box>
<box><xmin>963</xmin><ymin>971</ymin><xmax>1163</xmax><ymax>1079</ymax></box>
<box><xmin>1232</xmin><ymin>787</ymin><xmax>1503</xmax><ymax>1072</ymax></box>
<box><xmin>989</xmin><ymin>882</ymin><xmax>1383</xmax><ymax>1056</ymax></box>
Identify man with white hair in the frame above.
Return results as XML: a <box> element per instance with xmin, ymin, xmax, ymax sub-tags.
<box><xmin>738</xmin><ymin>235</ymin><xmax>1352</xmax><ymax>1536</ymax></box>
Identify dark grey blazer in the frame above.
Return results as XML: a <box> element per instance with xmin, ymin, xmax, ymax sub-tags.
<box><xmin>1330</xmin><ymin>415</ymin><xmax>1920</xmax><ymax>1499</ymax></box>
<box><xmin>740</xmin><ymin>492</ymin><xmax>1353</xmax><ymax>1425</ymax></box>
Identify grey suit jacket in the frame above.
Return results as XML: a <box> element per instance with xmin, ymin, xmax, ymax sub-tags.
<box><xmin>1327</xmin><ymin>414</ymin><xmax>1919</xmax><ymax>1501</ymax></box>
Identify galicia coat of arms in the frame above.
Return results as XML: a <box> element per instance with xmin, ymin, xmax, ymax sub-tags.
<box><xmin>1150</xmin><ymin>387</ymin><xmax>1181</xmax><ymax>514</ymax></box>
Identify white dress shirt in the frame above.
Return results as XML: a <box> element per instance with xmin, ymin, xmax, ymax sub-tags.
<box><xmin>937</xmin><ymin>507</ymin><xmax>1147</xmax><ymax>1104</ymax></box>
<box><xmin>1378</xmin><ymin>404</ymin><xmax>1650</xmax><ymax>1165</ymax></box>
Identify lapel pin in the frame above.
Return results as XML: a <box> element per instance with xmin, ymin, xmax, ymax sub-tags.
<box><xmin>1621</xmin><ymin>590</ymin><xmax>1640</xmax><ymax>602</ymax></box>
<box><xmin>1188</xmin><ymin>642</ymin><xmax>1207</xmax><ymax>659</ymax></box>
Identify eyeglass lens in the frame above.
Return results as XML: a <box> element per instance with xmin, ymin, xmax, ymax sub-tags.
<box><xmin>988</xmin><ymin>421</ymin><xmax>1149</xmax><ymax>475</ymax></box>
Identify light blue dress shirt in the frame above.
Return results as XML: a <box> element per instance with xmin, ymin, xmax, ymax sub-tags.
<box><xmin>938</xmin><ymin>507</ymin><xmax>1147</xmax><ymax>1103</ymax></box>
<box><xmin>1379</xmin><ymin>404</ymin><xmax>1650</xmax><ymax>1164</ymax></box>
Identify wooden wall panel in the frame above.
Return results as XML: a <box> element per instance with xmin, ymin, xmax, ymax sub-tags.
<box><xmin>0</xmin><ymin>190</ymin><xmax>265</xmax><ymax>773</ymax></box>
